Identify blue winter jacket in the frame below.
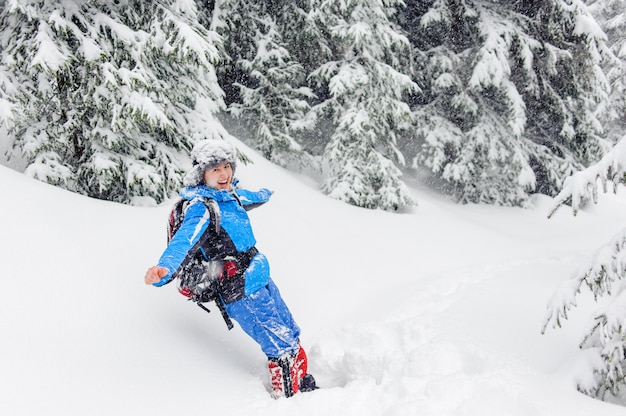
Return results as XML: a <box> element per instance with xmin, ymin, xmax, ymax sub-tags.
<box><xmin>153</xmin><ymin>184</ymin><xmax>273</xmax><ymax>298</ymax></box>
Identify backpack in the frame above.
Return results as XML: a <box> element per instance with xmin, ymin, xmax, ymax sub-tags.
<box><xmin>167</xmin><ymin>197</ymin><xmax>233</xmax><ymax>330</ymax></box>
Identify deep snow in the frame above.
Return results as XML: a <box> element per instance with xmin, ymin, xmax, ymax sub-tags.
<box><xmin>1</xmin><ymin>141</ymin><xmax>626</xmax><ymax>415</ymax></box>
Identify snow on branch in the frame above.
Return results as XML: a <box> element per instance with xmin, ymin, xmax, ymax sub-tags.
<box><xmin>542</xmin><ymin>229</ymin><xmax>626</xmax><ymax>332</ymax></box>
<box><xmin>30</xmin><ymin>21</ymin><xmax>68</xmax><ymax>72</ymax></box>
<box><xmin>157</xmin><ymin>5</ymin><xmax>221</xmax><ymax>68</ymax></box>
<box><xmin>121</xmin><ymin>91</ymin><xmax>172</xmax><ymax>130</ymax></box>
<box><xmin>541</xmin><ymin>274</ymin><xmax>585</xmax><ymax>333</ymax></box>
<box><xmin>576</xmin><ymin>230</ymin><xmax>626</xmax><ymax>398</ymax></box>
<box><xmin>543</xmin><ymin>164</ymin><xmax>626</xmax><ymax>398</ymax></box>
<box><xmin>548</xmin><ymin>135</ymin><xmax>626</xmax><ymax>218</ymax></box>
<box><xmin>0</xmin><ymin>97</ymin><xmax>17</xmax><ymax>128</ymax></box>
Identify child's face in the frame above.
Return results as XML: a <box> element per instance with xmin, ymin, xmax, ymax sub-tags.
<box><xmin>203</xmin><ymin>162</ymin><xmax>233</xmax><ymax>190</ymax></box>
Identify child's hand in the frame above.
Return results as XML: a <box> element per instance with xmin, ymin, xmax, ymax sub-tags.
<box><xmin>144</xmin><ymin>266</ymin><xmax>169</xmax><ymax>285</ymax></box>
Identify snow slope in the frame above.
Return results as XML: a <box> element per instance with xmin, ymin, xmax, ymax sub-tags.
<box><xmin>1</xmin><ymin>143</ymin><xmax>626</xmax><ymax>415</ymax></box>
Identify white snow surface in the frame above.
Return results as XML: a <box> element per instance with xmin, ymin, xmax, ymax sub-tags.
<box><xmin>2</xmin><ymin>141</ymin><xmax>626</xmax><ymax>415</ymax></box>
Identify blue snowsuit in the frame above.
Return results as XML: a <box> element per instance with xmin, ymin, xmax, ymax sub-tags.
<box><xmin>153</xmin><ymin>185</ymin><xmax>301</xmax><ymax>359</ymax></box>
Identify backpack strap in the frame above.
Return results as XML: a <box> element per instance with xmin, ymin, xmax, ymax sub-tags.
<box><xmin>205</xmin><ymin>198</ymin><xmax>221</xmax><ymax>234</ymax></box>
<box><xmin>196</xmin><ymin>297</ymin><xmax>234</xmax><ymax>330</ymax></box>
<box><xmin>191</xmin><ymin>197</ymin><xmax>221</xmax><ymax>261</ymax></box>
<box><xmin>186</xmin><ymin>198</ymin><xmax>233</xmax><ymax>330</ymax></box>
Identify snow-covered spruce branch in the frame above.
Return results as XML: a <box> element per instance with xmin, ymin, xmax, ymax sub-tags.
<box><xmin>541</xmin><ymin>275</ymin><xmax>585</xmax><ymax>333</ymax></box>
<box><xmin>543</xmin><ymin>229</ymin><xmax>626</xmax><ymax>398</ymax></box>
<box><xmin>547</xmin><ymin>135</ymin><xmax>626</xmax><ymax>218</ymax></box>
<box><xmin>543</xmin><ymin>230</ymin><xmax>626</xmax><ymax>331</ymax></box>
<box><xmin>581</xmin><ymin>231</ymin><xmax>626</xmax><ymax>398</ymax></box>
<box><xmin>544</xmin><ymin>133</ymin><xmax>626</xmax><ymax>401</ymax></box>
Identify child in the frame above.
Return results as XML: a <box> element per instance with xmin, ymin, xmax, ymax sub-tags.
<box><xmin>144</xmin><ymin>139</ymin><xmax>316</xmax><ymax>398</ymax></box>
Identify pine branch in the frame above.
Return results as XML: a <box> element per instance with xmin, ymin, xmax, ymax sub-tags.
<box><xmin>548</xmin><ymin>135</ymin><xmax>626</xmax><ymax>218</ymax></box>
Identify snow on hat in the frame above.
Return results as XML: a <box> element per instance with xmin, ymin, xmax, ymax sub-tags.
<box><xmin>182</xmin><ymin>139</ymin><xmax>238</xmax><ymax>187</ymax></box>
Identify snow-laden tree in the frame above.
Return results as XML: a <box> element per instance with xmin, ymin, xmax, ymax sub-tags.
<box><xmin>221</xmin><ymin>5</ymin><xmax>316</xmax><ymax>169</ymax></box>
<box><xmin>273</xmin><ymin>0</ymin><xmax>331</xmax><ymax>76</ymax></box>
<box><xmin>0</xmin><ymin>0</ymin><xmax>227</xmax><ymax>204</ymax></box>
<box><xmin>399</xmin><ymin>0</ymin><xmax>611</xmax><ymax>206</ymax></box>
<box><xmin>307</xmin><ymin>0</ymin><xmax>419</xmax><ymax>211</ymax></box>
<box><xmin>543</xmin><ymin>134</ymin><xmax>626</xmax><ymax>403</ymax></box>
<box><xmin>587</xmin><ymin>0</ymin><xmax>626</xmax><ymax>145</ymax></box>
<box><xmin>215</xmin><ymin>0</ymin><xmax>325</xmax><ymax>171</ymax></box>
<box><xmin>211</xmin><ymin>0</ymin><xmax>260</xmax><ymax>106</ymax></box>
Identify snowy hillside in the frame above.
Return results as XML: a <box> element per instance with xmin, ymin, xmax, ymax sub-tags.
<box><xmin>1</xmin><ymin>143</ymin><xmax>626</xmax><ymax>415</ymax></box>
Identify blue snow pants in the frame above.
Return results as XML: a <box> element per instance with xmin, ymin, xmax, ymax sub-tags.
<box><xmin>223</xmin><ymin>279</ymin><xmax>301</xmax><ymax>359</ymax></box>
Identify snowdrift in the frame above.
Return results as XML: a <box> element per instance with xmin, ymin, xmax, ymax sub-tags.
<box><xmin>1</xmin><ymin>150</ymin><xmax>626</xmax><ymax>415</ymax></box>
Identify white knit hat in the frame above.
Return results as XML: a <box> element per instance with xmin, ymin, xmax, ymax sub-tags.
<box><xmin>182</xmin><ymin>139</ymin><xmax>238</xmax><ymax>187</ymax></box>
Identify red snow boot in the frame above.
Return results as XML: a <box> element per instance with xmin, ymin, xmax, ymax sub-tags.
<box><xmin>268</xmin><ymin>355</ymin><xmax>293</xmax><ymax>399</ymax></box>
<box><xmin>292</xmin><ymin>345</ymin><xmax>308</xmax><ymax>389</ymax></box>
<box><xmin>268</xmin><ymin>345</ymin><xmax>311</xmax><ymax>399</ymax></box>
<box><xmin>293</xmin><ymin>346</ymin><xmax>319</xmax><ymax>392</ymax></box>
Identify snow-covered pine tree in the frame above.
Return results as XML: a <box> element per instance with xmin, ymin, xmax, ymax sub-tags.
<box><xmin>544</xmin><ymin>134</ymin><xmax>626</xmax><ymax>403</ymax></box>
<box><xmin>587</xmin><ymin>0</ymin><xmax>626</xmax><ymax>145</ymax></box>
<box><xmin>271</xmin><ymin>0</ymin><xmax>333</xmax><ymax>164</ymax></box>
<box><xmin>273</xmin><ymin>0</ymin><xmax>331</xmax><ymax>76</ymax></box>
<box><xmin>212</xmin><ymin>0</ymin><xmax>261</xmax><ymax>106</ymax></box>
<box><xmin>399</xmin><ymin>0</ymin><xmax>611</xmax><ymax>206</ymax></box>
<box><xmin>214</xmin><ymin>0</ymin><xmax>319</xmax><ymax>172</ymax></box>
<box><xmin>226</xmin><ymin>10</ymin><xmax>316</xmax><ymax>168</ymax></box>
<box><xmin>0</xmin><ymin>0</ymin><xmax>226</xmax><ymax>204</ymax></box>
<box><xmin>308</xmin><ymin>0</ymin><xmax>419</xmax><ymax>211</ymax></box>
